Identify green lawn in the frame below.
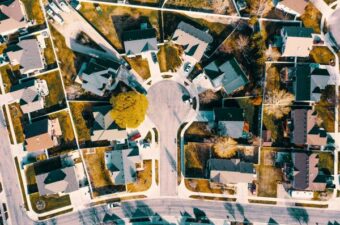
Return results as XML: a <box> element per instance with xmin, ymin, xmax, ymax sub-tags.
<box><xmin>157</xmin><ymin>43</ymin><xmax>183</xmax><ymax>72</ymax></box>
<box><xmin>309</xmin><ymin>46</ymin><xmax>335</xmax><ymax>65</ymax></box>
<box><xmin>29</xmin><ymin>193</ymin><xmax>71</xmax><ymax>213</ymax></box>
<box><xmin>69</xmin><ymin>102</ymin><xmax>92</xmax><ymax>143</ymax></box>
<box><xmin>37</xmin><ymin>71</ymin><xmax>65</xmax><ymax>108</ymax></box>
<box><xmin>21</xmin><ymin>0</ymin><xmax>45</xmax><ymax>25</ymax></box>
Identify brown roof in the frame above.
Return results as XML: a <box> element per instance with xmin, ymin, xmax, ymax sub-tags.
<box><xmin>26</xmin><ymin>133</ymin><xmax>54</xmax><ymax>152</ymax></box>
<box><xmin>279</xmin><ymin>0</ymin><xmax>308</xmax><ymax>15</ymax></box>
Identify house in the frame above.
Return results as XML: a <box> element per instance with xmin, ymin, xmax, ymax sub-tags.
<box><xmin>208</xmin><ymin>158</ymin><xmax>256</xmax><ymax>184</ymax></box>
<box><xmin>193</xmin><ymin>57</ymin><xmax>248</xmax><ymax>94</ymax></box>
<box><xmin>293</xmin><ymin>65</ymin><xmax>330</xmax><ymax>102</ymax></box>
<box><xmin>213</xmin><ymin>108</ymin><xmax>245</xmax><ymax>139</ymax></box>
<box><xmin>105</xmin><ymin>147</ymin><xmax>141</xmax><ymax>185</ymax></box>
<box><xmin>24</xmin><ymin>118</ymin><xmax>62</xmax><ymax>152</ymax></box>
<box><xmin>122</xmin><ymin>23</ymin><xmax>158</xmax><ymax>57</ymax></box>
<box><xmin>275</xmin><ymin>0</ymin><xmax>309</xmax><ymax>17</ymax></box>
<box><xmin>290</xmin><ymin>108</ymin><xmax>327</xmax><ymax>147</ymax></box>
<box><xmin>9</xmin><ymin>79</ymin><xmax>49</xmax><ymax>114</ymax></box>
<box><xmin>90</xmin><ymin>105</ymin><xmax>127</xmax><ymax>142</ymax></box>
<box><xmin>0</xmin><ymin>0</ymin><xmax>27</xmax><ymax>35</ymax></box>
<box><xmin>5</xmin><ymin>38</ymin><xmax>44</xmax><ymax>74</ymax></box>
<box><xmin>290</xmin><ymin>152</ymin><xmax>327</xmax><ymax>191</ymax></box>
<box><xmin>172</xmin><ymin>21</ymin><xmax>213</xmax><ymax>62</ymax></box>
<box><xmin>281</xmin><ymin>26</ymin><xmax>314</xmax><ymax>57</ymax></box>
<box><xmin>34</xmin><ymin>155</ymin><xmax>78</xmax><ymax>196</ymax></box>
<box><xmin>77</xmin><ymin>58</ymin><xmax>121</xmax><ymax>96</ymax></box>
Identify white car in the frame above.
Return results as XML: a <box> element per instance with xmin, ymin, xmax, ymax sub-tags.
<box><xmin>107</xmin><ymin>202</ymin><xmax>121</xmax><ymax>209</ymax></box>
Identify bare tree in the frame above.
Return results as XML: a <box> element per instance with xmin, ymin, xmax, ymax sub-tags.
<box><xmin>235</xmin><ymin>35</ymin><xmax>249</xmax><ymax>51</ymax></box>
<box><xmin>264</xmin><ymin>89</ymin><xmax>294</xmax><ymax>119</ymax></box>
<box><xmin>212</xmin><ymin>137</ymin><xmax>238</xmax><ymax>159</ymax></box>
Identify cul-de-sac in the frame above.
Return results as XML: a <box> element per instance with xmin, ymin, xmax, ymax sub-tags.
<box><xmin>0</xmin><ymin>0</ymin><xmax>340</xmax><ymax>224</ymax></box>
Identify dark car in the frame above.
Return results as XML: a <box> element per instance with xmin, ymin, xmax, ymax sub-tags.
<box><xmin>151</xmin><ymin>52</ymin><xmax>158</xmax><ymax>63</ymax></box>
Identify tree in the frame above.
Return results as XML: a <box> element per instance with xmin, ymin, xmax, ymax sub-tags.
<box><xmin>264</xmin><ymin>89</ymin><xmax>294</xmax><ymax>119</ymax></box>
<box><xmin>110</xmin><ymin>91</ymin><xmax>148</xmax><ymax>128</ymax></box>
<box><xmin>212</xmin><ymin>137</ymin><xmax>238</xmax><ymax>159</ymax></box>
<box><xmin>236</xmin><ymin>35</ymin><xmax>249</xmax><ymax>51</ymax></box>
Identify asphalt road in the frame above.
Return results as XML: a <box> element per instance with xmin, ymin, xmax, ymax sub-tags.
<box><xmin>147</xmin><ymin>80</ymin><xmax>192</xmax><ymax>196</ymax></box>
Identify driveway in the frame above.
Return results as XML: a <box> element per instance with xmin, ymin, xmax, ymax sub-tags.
<box><xmin>147</xmin><ymin>80</ymin><xmax>193</xmax><ymax>196</ymax></box>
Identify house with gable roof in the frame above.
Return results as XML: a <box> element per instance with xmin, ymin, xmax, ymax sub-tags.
<box><xmin>0</xmin><ymin>0</ymin><xmax>27</xmax><ymax>35</ymax></box>
<box><xmin>193</xmin><ymin>57</ymin><xmax>248</xmax><ymax>94</ymax></box>
<box><xmin>77</xmin><ymin>57</ymin><xmax>121</xmax><ymax>96</ymax></box>
<box><xmin>90</xmin><ymin>105</ymin><xmax>127</xmax><ymax>143</ymax></box>
<box><xmin>122</xmin><ymin>23</ymin><xmax>158</xmax><ymax>58</ymax></box>
<box><xmin>34</xmin><ymin>154</ymin><xmax>79</xmax><ymax>196</ymax></box>
<box><xmin>214</xmin><ymin>107</ymin><xmax>245</xmax><ymax>139</ymax></box>
<box><xmin>293</xmin><ymin>65</ymin><xmax>330</xmax><ymax>102</ymax></box>
<box><xmin>5</xmin><ymin>38</ymin><xmax>44</xmax><ymax>74</ymax></box>
<box><xmin>105</xmin><ymin>145</ymin><xmax>141</xmax><ymax>185</ymax></box>
<box><xmin>172</xmin><ymin>21</ymin><xmax>213</xmax><ymax>62</ymax></box>
<box><xmin>281</xmin><ymin>26</ymin><xmax>314</xmax><ymax>57</ymax></box>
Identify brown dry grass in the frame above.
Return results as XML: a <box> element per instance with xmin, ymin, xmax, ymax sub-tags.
<box><xmin>124</xmin><ymin>56</ymin><xmax>151</xmax><ymax>80</ymax></box>
<box><xmin>126</xmin><ymin>160</ymin><xmax>152</xmax><ymax>192</ymax></box>
<box><xmin>185</xmin><ymin>179</ymin><xmax>223</xmax><ymax>194</ymax></box>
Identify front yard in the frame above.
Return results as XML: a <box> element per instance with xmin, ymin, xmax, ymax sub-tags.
<box><xmin>126</xmin><ymin>160</ymin><xmax>152</xmax><ymax>192</ymax></box>
<box><xmin>29</xmin><ymin>193</ymin><xmax>71</xmax><ymax>213</ymax></box>
<box><xmin>124</xmin><ymin>56</ymin><xmax>151</xmax><ymax>80</ymax></box>
<box><xmin>185</xmin><ymin>179</ymin><xmax>223</xmax><ymax>194</ymax></box>
<box><xmin>157</xmin><ymin>43</ymin><xmax>183</xmax><ymax>72</ymax></box>
<box><xmin>83</xmin><ymin>148</ymin><xmax>126</xmax><ymax>197</ymax></box>
<box><xmin>184</xmin><ymin>142</ymin><xmax>212</xmax><ymax>178</ymax></box>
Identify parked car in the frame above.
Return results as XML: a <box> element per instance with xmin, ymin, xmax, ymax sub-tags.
<box><xmin>184</xmin><ymin>62</ymin><xmax>192</xmax><ymax>73</ymax></box>
<box><xmin>151</xmin><ymin>52</ymin><xmax>158</xmax><ymax>63</ymax></box>
<box><xmin>107</xmin><ymin>202</ymin><xmax>121</xmax><ymax>209</ymax></box>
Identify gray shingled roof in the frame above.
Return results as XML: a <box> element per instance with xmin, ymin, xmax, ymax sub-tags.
<box><xmin>122</xmin><ymin>27</ymin><xmax>157</xmax><ymax>56</ymax></box>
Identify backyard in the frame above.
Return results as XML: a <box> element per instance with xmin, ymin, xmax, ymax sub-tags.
<box><xmin>83</xmin><ymin>148</ymin><xmax>126</xmax><ymax>197</ymax></box>
<box><xmin>301</xmin><ymin>3</ymin><xmax>322</xmax><ymax>33</ymax></box>
<box><xmin>0</xmin><ymin>65</ymin><xmax>20</xmax><ymax>93</ymax></box>
<box><xmin>38</xmin><ymin>71</ymin><xmax>65</xmax><ymax>108</ymax></box>
<box><xmin>29</xmin><ymin>193</ymin><xmax>71</xmax><ymax>213</ymax></box>
<box><xmin>48</xmin><ymin>110</ymin><xmax>76</xmax><ymax>145</ymax></box>
<box><xmin>79</xmin><ymin>3</ymin><xmax>160</xmax><ymax>52</ymax></box>
<box><xmin>43</xmin><ymin>37</ymin><xmax>57</xmax><ymax>69</ymax></box>
<box><xmin>318</xmin><ymin>152</ymin><xmax>334</xmax><ymax>175</ymax></box>
<box><xmin>69</xmin><ymin>102</ymin><xmax>93</xmax><ymax>143</ymax></box>
<box><xmin>126</xmin><ymin>160</ymin><xmax>152</xmax><ymax>192</ymax></box>
<box><xmin>315</xmin><ymin>99</ymin><xmax>335</xmax><ymax>133</ymax></box>
<box><xmin>21</xmin><ymin>0</ymin><xmax>45</xmax><ymax>25</ymax></box>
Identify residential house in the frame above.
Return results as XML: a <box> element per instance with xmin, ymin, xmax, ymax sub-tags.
<box><xmin>275</xmin><ymin>0</ymin><xmax>309</xmax><ymax>17</ymax></box>
<box><xmin>77</xmin><ymin>58</ymin><xmax>121</xmax><ymax>96</ymax></box>
<box><xmin>193</xmin><ymin>57</ymin><xmax>248</xmax><ymax>94</ymax></box>
<box><xmin>290</xmin><ymin>108</ymin><xmax>327</xmax><ymax>147</ymax></box>
<box><xmin>105</xmin><ymin>147</ymin><xmax>141</xmax><ymax>185</ymax></box>
<box><xmin>214</xmin><ymin>108</ymin><xmax>245</xmax><ymax>139</ymax></box>
<box><xmin>290</xmin><ymin>152</ymin><xmax>327</xmax><ymax>191</ymax></box>
<box><xmin>90</xmin><ymin>105</ymin><xmax>127</xmax><ymax>143</ymax></box>
<box><xmin>9</xmin><ymin>79</ymin><xmax>49</xmax><ymax>114</ymax></box>
<box><xmin>293</xmin><ymin>65</ymin><xmax>330</xmax><ymax>102</ymax></box>
<box><xmin>208</xmin><ymin>158</ymin><xmax>256</xmax><ymax>184</ymax></box>
<box><xmin>24</xmin><ymin>118</ymin><xmax>62</xmax><ymax>152</ymax></box>
<box><xmin>172</xmin><ymin>21</ymin><xmax>213</xmax><ymax>62</ymax></box>
<box><xmin>0</xmin><ymin>0</ymin><xmax>27</xmax><ymax>35</ymax></box>
<box><xmin>5</xmin><ymin>38</ymin><xmax>44</xmax><ymax>74</ymax></box>
<box><xmin>281</xmin><ymin>26</ymin><xmax>314</xmax><ymax>57</ymax></box>
<box><xmin>34</xmin><ymin>155</ymin><xmax>79</xmax><ymax>196</ymax></box>
<box><xmin>122</xmin><ymin>23</ymin><xmax>158</xmax><ymax>58</ymax></box>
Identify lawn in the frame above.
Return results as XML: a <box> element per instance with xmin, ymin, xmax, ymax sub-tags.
<box><xmin>256</xmin><ymin>165</ymin><xmax>283</xmax><ymax>198</ymax></box>
<box><xmin>315</xmin><ymin>100</ymin><xmax>335</xmax><ymax>133</ymax></box>
<box><xmin>185</xmin><ymin>179</ymin><xmax>223</xmax><ymax>194</ymax></box>
<box><xmin>184</xmin><ymin>142</ymin><xmax>212</xmax><ymax>178</ymax></box>
<box><xmin>25</xmin><ymin>164</ymin><xmax>38</xmax><ymax>194</ymax></box>
<box><xmin>265</xmin><ymin>64</ymin><xmax>280</xmax><ymax>93</ymax></box>
<box><xmin>157</xmin><ymin>43</ymin><xmax>183</xmax><ymax>72</ymax></box>
<box><xmin>79</xmin><ymin>3</ymin><xmax>160</xmax><ymax>52</ymax></box>
<box><xmin>309</xmin><ymin>46</ymin><xmax>335</xmax><ymax>65</ymax></box>
<box><xmin>129</xmin><ymin>0</ymin><xmax>159</xmax><ymax>3</ymax></box>
<box><xmin>69</xmin><ymin>102</ymin><xmax>92</xmax><ymax>143</ymax></box>
<box><xmin>14</xmin><ymin>157</ymin><xmax>29</xmax><ymax>210</ymax></box>
<box><xmin>165</xmin><ymin>0</ymin><xmax>237</xmax><ymax>15</ymax></box>
<box><xmin>0</xmin><ymin>44</ymin><xmax>6</xmax><ymax>54</ymax></box>
<box><xmin>184</xmin><ymin>122</ymin><xmax>213</xmax><ymax>139</ymax></box>
<box><xmin>155</xmin><ymin>160</ymin><xmax>159</xmax><ymax>185</ymax></box>
<box><xmin>29</xmin><ymin>193</ymin><xmax>71</xmax><ymax>213</ymax></box>
<box><xmin>236</xmin><ymin>98</ymin><xmax>257</xmax><ymax>134</ymax></box>
<box><xmin>0</xmin><ymin>65</ymin><xmax>20</xmax><ymax>93</ymax></box>
<box><xmin>21</xmin><ymin>0</ymin><xmax>45</xmax><ymax>25</ymax></box>
<box><xmin>318</xmin><ymin>152</ymin><xmax>334</xmax><ymax>175</ymax></box>
<box><xmin>8</xmin><ymin>103</ymin><xmax>24</xmax><ymax>143</ymax></box>
<box><xmin>126</xmin><ymin>160</ymin><xmax>152</xmax><ymax>192</ymax></box>
<box><xmin>124</xmin><ymin>56</ymin><xmax>151</xmax><ymax>80</ymax></box>
<box><xmin>49</xmin><ymin>24</ymin><xmax>77</xmax><ymax>86</ymax></box>
<box><xmin>301</xmin><ymin>3</ymin><xmax>322</xmax><ymax>33</ymax></box>
<box><xmin>262</xmin><ymin>108</ymin><xmax>284</xmax><ymax>144</ymax></box>
<box><xmin>43</xmin><ymin>37</ymin><xmax>57</xmax><ymax>69</ymax></box>
<box><xmin>37</xmin><ymin>71</ymin><xmax>65</xmax><ymax>108</ymax></box>
<box><xmin>83</xmin><ymin>148</ymin><xmax>126</xmax><ymax>197</ymax></box>
<box><xmin>48</xmin><ymin>110</ymin><xmax>76</xmax><ymax>144</ymax></box>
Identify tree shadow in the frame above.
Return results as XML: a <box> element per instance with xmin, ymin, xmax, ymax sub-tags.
<box><xmin>287</xmin><ymin>207</ymin><xmax>309</xmax><ymax>225</ymax></box>
<box><xmin>268</xmin><ymin>217</ymin><xmax>279</xmax><ymax>225</ymax></box>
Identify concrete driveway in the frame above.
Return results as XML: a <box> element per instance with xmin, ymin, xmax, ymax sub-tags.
<box><xmin>147</xmin><ymin>80</ymin><xmax>193</xmax><ymax>196</ymax></box>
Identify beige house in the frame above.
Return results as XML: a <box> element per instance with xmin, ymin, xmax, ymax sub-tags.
<box><xmin>281</xmin><ymin>26</ymin><xmax>314</xmax><ymax>57</ymax></box>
